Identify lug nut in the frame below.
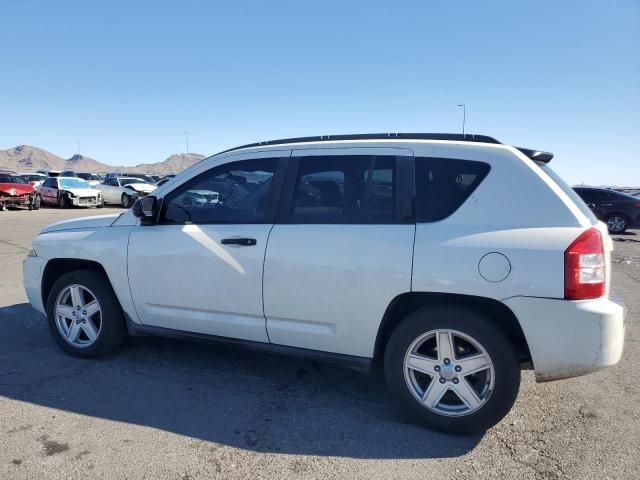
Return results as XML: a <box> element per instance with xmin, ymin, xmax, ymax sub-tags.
<box><xmin>439</xmin><ymin>378</ymin><xmax>446</xmax><ymax>384</ymax></box>
<box><xmin>455</xmin><ymin>366</ymin><xmax>462</xmax><ymax>372</ymax></box>
<box><xmin>443</xmin><ymin>358</ymin><xmax>451</xmax><ymax>365</ymax></box>
<box><xmin>434</xmin><ymin>365</ymin><xmax>441</xmax><ymax>372</ymax></box>
<box><xmin>82</xmin><ymin>311</ymin><xmax>87</xmax><ymax>315</ymax></box>
<box><xmin>452</xmin><ymin>378</ymin><xmax>459</xmax><ymax>384</ymax></box>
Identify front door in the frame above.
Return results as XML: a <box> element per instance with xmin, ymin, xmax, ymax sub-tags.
<box><xmin>263</xmin><ymin>148</ymin><xmax>415</xmax><ymax>357</ymax></box>
<box><xmin>127</xmin><ymin>150</ymin><xmax>288</xmax><ymax>342</ymax></box>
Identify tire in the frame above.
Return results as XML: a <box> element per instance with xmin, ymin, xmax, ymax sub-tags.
<box><xmin>32</xmin><ymin>195</ymin><xmax>41</xmax><ymax>210</ymax></box>
<box><xmin>58</xmin><ymin>194</ymin><xmax>68</xmax><ymax>209</ymax></box>
<box><xmin>384</xmin><ymin>305</ymin><xmax>520</xmax><ymax>434</ymax></box>
<box><xmin>121</xmin><ymin>193</ymin><xmax>132</xmax><ymax>208</ymax></box>
<box><xmin>46</xmin><ymin>270</ymin><xmax>125</xmax><ymax>358</ymax></box>
<box><xmin>606</xmin><ymin>214</ymin><xmax>628</xmax><ymax>234</ymax></box>
<box><xmin>96</xmin><ymin>198</ymin><xmax>104</xmax><ymax>209</ymax></box>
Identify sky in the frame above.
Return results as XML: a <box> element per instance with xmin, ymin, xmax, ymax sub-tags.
<box><xmin>0</xmin><ymin>0</ymin><xmax>638</xmax><ymax>185</ymax></box>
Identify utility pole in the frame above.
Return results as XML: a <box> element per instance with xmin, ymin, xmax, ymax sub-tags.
<box><xmin>457</xmin><ymin>104</ymin><xmax>466</xmax><ymax>136</ymax></box>
<box><xmin>184</xmin><ymin>131</ymin><xmax>189</xmax><ymax>163</ymax></box>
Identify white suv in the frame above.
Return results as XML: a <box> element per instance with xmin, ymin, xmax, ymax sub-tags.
<box><xmin>23</xmin><ymin>133</ymin><xmax>625</xmax><ymax>434</ymax></box>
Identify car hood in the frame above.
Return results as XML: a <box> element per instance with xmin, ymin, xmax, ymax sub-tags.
<box><xmin>0</xmin><ymin>183</ymin><xmax>35</xmax><ymax>196</ymax></box>
<box><xmin>61</xmin><ymin>187</ymin><xmax>100</xmax><ymax>196</ymax></box>
<box><xmin>125</xmin><ymin>183</ymin><xmax>156</xmax><ymax>193</ymax></box>
<box><xmin>41</xmin><ymin>214</ymin><xmax>121</xmax><ymax>234</ymax></box>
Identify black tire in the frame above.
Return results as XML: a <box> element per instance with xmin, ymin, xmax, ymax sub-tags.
<box><xmin>32</xmin><ymin>195</ymin><xmax>41</xmax><ymax>210</ymax></box>
<box><xmin>606</xmin><ymin>214</ymin><xmax>628</xmax><ymax>234</ymax></box>
<box><xmin>121</xmin><ymin>193</ymin><xmax>132</xmax><ymax>208</ymax></box>
<box><xmin>46</xmin><ymin>269</ymin><xmax>125</xmax><ymax>358</ymax></box>
<box><xmin>384</xmin><ymin>305</ymin><xmax>521</xmax><ymax>434</ymax></box>
<box><xmin>58</xmin><ymin>193</ymin><xmax>68</xmax><ymax>209</ymax></box>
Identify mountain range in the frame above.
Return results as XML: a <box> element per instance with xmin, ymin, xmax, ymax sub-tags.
<box><xmin>0</xmin><ymin>145</ymin><xmax>206</xmax><ymax>176</ymax></box>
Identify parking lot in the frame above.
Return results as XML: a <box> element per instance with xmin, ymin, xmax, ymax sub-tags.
<box><xmin>0</xmin><ymin>207</ymin><xmax>638</xmax><ymax>480</ymax></box>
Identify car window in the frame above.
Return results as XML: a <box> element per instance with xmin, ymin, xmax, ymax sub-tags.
<box><xmin>291</xmin><ymin>155</ymin><xmax>396</xmax><ymax>224</ymax></box>
<box><xmin>415</xmin><ymin>157</ymin><xmax>490</xmax><ymax>222</ymax></box>
<box><xmin>0</xmin><ymin>174</ymin><xmax>26</xmax><ymax>183</ymax></box>
<box><xmin>58</xmin><ymin>178</ymin><xmax>91</xmax><ymax>189</ymax></box>
<box><xmin>161</xmin><ymin>158</ymin><xmax>279</xmax><ymax>224</ymax></box>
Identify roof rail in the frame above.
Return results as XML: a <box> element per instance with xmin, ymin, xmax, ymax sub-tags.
<box><xmin>215</xmin><ymin>132</ymin><xmax>554</xmax><ymax>163</ymax></box>
<box><xmin>218</xmin><ymin>133</ymin><xmax>501</xmax><ymax>155</ymax></box>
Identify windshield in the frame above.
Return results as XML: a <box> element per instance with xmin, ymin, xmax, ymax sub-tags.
<box><xmin>0</xmin><ymin>174</ymin><xmax>26</xmax><ymax>183</ymax></box>
<box><xmin>58</xmin><ymin>178</ymin><xmax>91</xmax><ymax>189</ymax></box>
<box><xmin>77</xmin><ymin>173</ymin><xmax>102</xmax><ymax>181</ymax></box>
<box><xmin>21</xmin><ymin>174</ymin><xmax>45</xmax><ymax>182</ymax></box>
<box><xmin>119</xmin><ymin>178</ymin><xmax>147</xmax><ymax>186</ymax></box>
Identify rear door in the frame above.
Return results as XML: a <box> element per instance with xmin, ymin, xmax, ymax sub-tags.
<box><xmin>263</xmin><ymin>147</ymin><xmax>415</xmax><ymax>358</ymax></box>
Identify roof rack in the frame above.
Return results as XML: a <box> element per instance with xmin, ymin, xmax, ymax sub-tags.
<box><xmin>216</xmin><ymin>132</ymin><xmax>553</xmax><ymax>163</ymax></box>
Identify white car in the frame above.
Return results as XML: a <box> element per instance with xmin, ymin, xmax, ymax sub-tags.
<box><xmin>98</xmin><ymin>177</ymin><xmax>156</xmax><ymax>208</ymax></box>
<box><xmin>19</xmin><ymin>172</ymin><xmax>48</xmax><ymax>187</ymax></box>
<box><xmin>23</xmin><ymin>133</ymin><xmax>625</xmax><ymax>434</ymax></box>
<box><xmin>38</xmin><ymin>176</ymin><xmax>102</xmax><ymax>208</ymax></box>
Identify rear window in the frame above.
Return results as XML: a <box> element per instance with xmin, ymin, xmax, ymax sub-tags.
<box><xmin>415</xmin><ymin>157</ymin><xmax>490</xmax><ymax>222</ymax></box>
<box><xmin>537</xmin><ymin>163</ymin><xmax>597</xmax><ymax>223</ymax></box>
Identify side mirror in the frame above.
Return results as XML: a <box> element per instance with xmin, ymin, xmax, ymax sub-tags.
<box><xmin>132</xmin><ymin>195</ymin><xmax>158</xmax><ymax>225</ymax></box>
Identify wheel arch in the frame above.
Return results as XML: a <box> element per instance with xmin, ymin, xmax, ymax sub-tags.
<box><xmin>374</xmin><ymin>292</ymin><xmax>532</xmax><ymax>367</ymax></box>
<box><xmin>42</xmin><ymin>258</ymin><xmax>111</xmax><ymax>307</ymax></box>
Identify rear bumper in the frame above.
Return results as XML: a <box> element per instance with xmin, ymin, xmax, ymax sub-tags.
<box><xmin>503</xmin><ymin>295</ymin><xmax>625</xmax><ymax>382</ymax></box>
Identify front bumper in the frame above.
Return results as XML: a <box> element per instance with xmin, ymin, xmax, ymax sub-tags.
<box><xmin>23</xmin><ymin>255</ymin><xmax>46</xmax><ymax>315</ymax></box>
<box><xmin>69</xmin><ymin>196</ymin><xmax>101</xmax><ymax>207</ymax></box>
<box><xmin>0</xmin><ymin>193</ymin><xmax>36</xmax><ymax>208</ymax></box>
<box><xmin>503</xmin><ymin>295</ymin><xmax>625</xmax><ymax>382</ymax></box>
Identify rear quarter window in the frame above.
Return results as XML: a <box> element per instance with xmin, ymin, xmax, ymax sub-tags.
<box><xmin>415</xmin><ymin>157</ymin><xmax>490</xmax><ymax>222</ymax></box>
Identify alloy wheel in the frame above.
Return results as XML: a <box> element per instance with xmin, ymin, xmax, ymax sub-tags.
<box><xmin>54</xmin><ymin>284</ymin><xmax>102</xmax><ymax>347</ymax></box>
<box><xmin>607</xmin><ymin>216</ymin><xmax>626</xmax><ymax>233</ymax></box>
<box><xmin>403</xmin><ymin>329</ymin><xmax>495</xmax><ymax>416</ymax></box>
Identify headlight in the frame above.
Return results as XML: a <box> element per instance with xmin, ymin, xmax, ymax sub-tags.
<box><xmin>27</xmin><ymin>246</ymin><xmax>37</xmax><ymax>257</ymax></box>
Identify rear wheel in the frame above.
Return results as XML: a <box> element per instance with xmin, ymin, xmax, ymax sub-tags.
<box><xmin>46</xmin><ymin>270</ymin><xmax>125</xmax><ymax>357</ymax></box>
<box><xmin>606</xmin><ymin>214</ymin><xmax>628</xmax><ymax>234</ymax></box>
<box><xmin>384</xmin><ymin>305</ymin><xmax>520</xmax><ymax>434</ymax></box>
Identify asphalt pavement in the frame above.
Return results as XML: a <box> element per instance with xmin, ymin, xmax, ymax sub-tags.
<box><xmin>1</xmin><ymin>207</ymin><xmax>638</xmax><ymax>480</ymax></box>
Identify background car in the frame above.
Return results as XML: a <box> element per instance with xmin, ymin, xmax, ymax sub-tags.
<box><xmin>36</xmin><ymin>169</ymin><xmax>61</xmax><ymax>177</ymax></box>
<box><xmin>19</xmin><ymin>172</ymin><xmax>48</xmax><ymax>187</ymax></box>
<box><xmin>99</xmin><ymin>176</ymin><xmax>156</xmax><ymax>208</ymax></box>
<box><xmin>573</xmin><ymin>187</ymin><xmax>640</xmax><ymax>233</ymax></box>
<box><xmin>0</xmin><ymin>171</ymin><xmax>40</xmax><ymax>210</ymax></box>
<box><xmin>39</xmin><ymin>176</ymin><xmax>103</xmax><ymax>208</ymax></box>
<box><xmin>59</xmin><ymin>171</ymin><xmax>103</xmax><ymax>186</ymax></box>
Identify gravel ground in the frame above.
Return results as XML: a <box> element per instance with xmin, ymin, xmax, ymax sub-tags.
<box><xmin>0</xmin><ymin>207</ymin><xmax>638</xmax><ymax>480</ymax></box>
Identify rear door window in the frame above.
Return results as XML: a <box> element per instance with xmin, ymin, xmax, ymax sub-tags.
<box><xmin>415</xmin><ymin>157</ymin><xmax>490</xmax><ymax>222</ymax></box>
<box><xmin>290</xmin><ymin>155</ymin><xmax>397</xmax><ymax>224</ymax></box>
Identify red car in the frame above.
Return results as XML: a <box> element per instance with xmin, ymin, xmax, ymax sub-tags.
<box><xmin>0</xmin><ymin>171</ymin><xmax>41</xmax><ymax>211</ymax></box>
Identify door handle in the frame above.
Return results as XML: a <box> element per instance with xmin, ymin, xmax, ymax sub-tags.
<box><xmin>601</xmin><ymin>203</ymin><xmax>613</xmax><ymax>207</ymax></box>
<box><xmin>221</xmin><ymin>238</ymin><xmax>257</xmax><ymax>246</ymax></box>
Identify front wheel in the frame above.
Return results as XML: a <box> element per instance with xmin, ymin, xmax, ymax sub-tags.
<box><xmin>384</xmin><ymin>305</ymin><xmax>520</xmax><ymax>434</ymax></box>
<box><xmin>58</xmin><ymin>194</ymin><xmax>68</xmax><ymax>209</ymax></box>
<box><xmin>121</xmin><ymin>193</ymin><xmax>133</xmax><ymax>208</ymax></box>
<box><xmin>46</xmin><ymin>270</ymin><xmax>125</xmax><ymax>357</ymax></box>
<box><xmin>606</xmin><ymin>214</ymin><xmax>628</xmax><ymax>234</ymax></box>
<box><xmin>32</xmin><ymin>195</ymin><xmax>41</xmax><ymax>210</ymax></box>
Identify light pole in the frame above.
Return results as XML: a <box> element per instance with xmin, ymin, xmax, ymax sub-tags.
<box><xmin>457</xmin><ymin>104</ymin><xmax>466</xmax><ymax>136</ymax></box>
<box><xmin>184</xmin><ymin>131</ymin><xmax>189</xmax><ymax>163</ymax></box>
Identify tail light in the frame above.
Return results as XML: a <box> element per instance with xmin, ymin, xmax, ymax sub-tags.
<box><xmin>564</xmin><ymin>227</ymin><xmax>605</xmax><ymax>300</ymax></box>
